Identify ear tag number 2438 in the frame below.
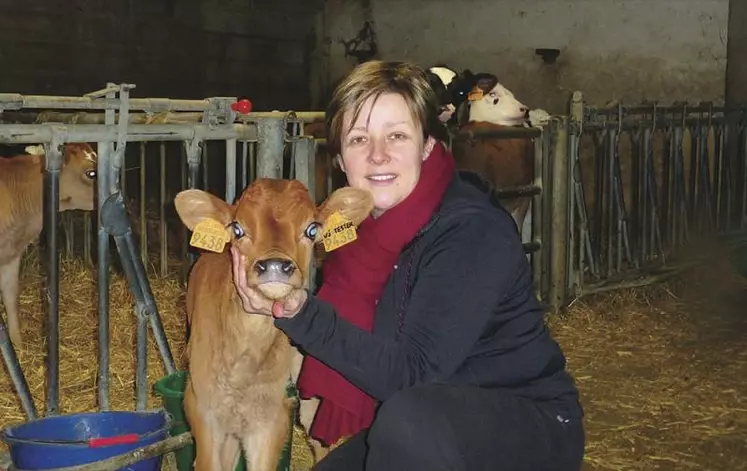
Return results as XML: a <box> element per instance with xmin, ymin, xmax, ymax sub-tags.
<box><xmin>322</xmin><ymin>212</ymin><xmax>357</xmax><ymax>252</ymax></box>
<box><xmin>190</xmin><ymin>218</ymin><xmax>230</xmax><ymax>253</ymax></box>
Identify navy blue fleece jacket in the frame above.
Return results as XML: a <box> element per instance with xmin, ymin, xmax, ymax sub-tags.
<box><xmin>274</xmin><ymin>172</ymin><xmax>580</xmax><ymax>407</ymax></box>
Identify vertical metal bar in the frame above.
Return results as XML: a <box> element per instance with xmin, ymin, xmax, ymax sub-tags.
<box><xmin>43</xmin><ymin>130</ymin><xmax>64</xmax><ymax>416</ymax></box>
<box><xmin>714</xmin><ymin>127</ymin><xmax>724</xmax><ymax>230</ymax></box>
<box><xmin>565</xmin><ymin>129</ymin><xmax>576</xmax><ymax>295</ymax></box>
<box><xmin>97</xmin><ymin>138</ymin><xmax>112</xmax><ymax>411</ymax></box>
<box><xmin>741</xmin><ymin>125</ymin><xmax>747</xmax><ymax>228</ymax></box>
<box><xmin>240</xmin><ymin>140</ymin><xmax>249</xmax><ymax>190</ymax></box>
<box><xmin>140</xmin><ymin>143</ymin><xmax>147</xmax><ymax>265</ymax></box>
<box><xmin>642</xmin><ymin>128</ymin><xmax>652</xmax><ymax>260</ymax></box>
<box><xmin>294</xmin><ymin>137</ymin><xmax>318</xmax><ymax>291</ymax></box>
<box><xmin>202</xmin><ymin>142</ymin><xmax>209</xmax><ymax>190</ymax></box>
<box><xmin>185</xmin><ymin>138</ymin><xmax>203</xmax><ymax>271</ymax></box>
<box><xmin>548</xmin><ymin>117</ymin><xmax>569</xmax><ymax>312</ymax></box>
<box><xmin>225</xmin><ymin>138</ymin><xmax>237</xmax><ymax>203</ymax></box>
<box><xmin>0</xmin><ymin>315</ymin><xmax>37</xmax><ymax>419</ymax></box>
<box><xmin>83</xmin><ymin>212</ymin><xmax>91</xmax><ymax>265</ymax></box>
<box><xmin>249</xmin><ymin>142</ymin><xmax>257</xmax><ymax>183</ymax></box>
<box><xmin>531</xmin><ymin>132</ymin><xmax>544</xmax><ymax>296</ymax></box>
<box><xmin>256</xmin><ymin>117</ymin><xmax>285</xmax><ymax>179</ymax></box>
<box><xmin>160</xmin><ymin>142</ymin><xmax>168</xmax><ymax>277</ymax></box>
<box><xmin>180</xmin><ymin>145</ymin><xmax>189</xmax><ymax>286</ymax></box>
<box><xmin>63</xmin><ymin>213</ymin><xmax>73</xmax><ymax>257</ymax></box>
<box><xmin>606</xmin><ymin>129</ymin><xmax>615</xmax><ymax>277</ymax></box>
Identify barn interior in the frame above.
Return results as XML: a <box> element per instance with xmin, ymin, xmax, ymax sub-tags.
<box><xmin>1</xmin><ymin>1</ymin><xmax>747</xmax><ymax>470</ymax></box>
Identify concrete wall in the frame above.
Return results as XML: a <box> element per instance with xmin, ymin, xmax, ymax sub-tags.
<box><xmin>0</xmin><ymin>0</ymin><xmax>322</xmax><ymax>110</ymax></box>
<box><xmin>314</xmin><ymin>0</ymin><xmax>730</xmax><ymax>113</ymax></box>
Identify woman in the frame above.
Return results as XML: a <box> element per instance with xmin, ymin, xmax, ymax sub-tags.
<box><xmin>231</xmin><ymin>60</ymin><xmax>585</xmax><ymax>470</ymax></box>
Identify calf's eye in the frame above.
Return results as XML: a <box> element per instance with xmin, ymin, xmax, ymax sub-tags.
<box><xmin>84</xmin><ymin>169</ymin><xmax>97</xmax><ymax>179</ymax></box>
<box><xmin>231</xmin><ymin>222</ymin><xmax>245</xmax><ymax>239</ymax></box>
<box><xmin>304</xmin><ymin>222</ymin><xmax>320</xmax><ymax>240</ymax></box>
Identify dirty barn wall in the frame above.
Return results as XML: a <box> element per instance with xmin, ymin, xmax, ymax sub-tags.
<box><xmin>0</xmin><ymin>0</ymin><xmax>323</xmax><ymax>110</ymax></box>
<box><xmin>313</xmin><ymin>0</ymin><xmax>729</xmax><ymax>113</ymax></box>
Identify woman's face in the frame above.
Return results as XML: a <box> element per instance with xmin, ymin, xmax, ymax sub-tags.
<box><xmin>338</xmin><ymin>92</ymin><xmax>428</xmax><ymax>218</ymax></box>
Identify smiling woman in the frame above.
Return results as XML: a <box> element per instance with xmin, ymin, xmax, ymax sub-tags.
<box><xmin>232</xmin><ymin>60</ymin><xmax>586</xmax><ymax>471</ymax></box>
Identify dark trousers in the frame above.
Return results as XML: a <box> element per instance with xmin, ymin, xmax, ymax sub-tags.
<box><xmin>312</xmin><ymin>384</ymin><xmax>585</xmax><ymax>471</ymax></box>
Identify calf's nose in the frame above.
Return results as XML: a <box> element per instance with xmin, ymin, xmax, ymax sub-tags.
<box><xmin>254</xmin><ymin>258</ymin><xmax>296</xmax><ymax>278</ymax></box>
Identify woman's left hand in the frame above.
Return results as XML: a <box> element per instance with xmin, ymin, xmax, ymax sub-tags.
<box><xmin>230</xmin><ymin>246</ymin><xmax>308</xmax><ymax>319</ymax></box>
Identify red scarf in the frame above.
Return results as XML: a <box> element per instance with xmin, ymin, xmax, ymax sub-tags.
<box><xmin>297</xmin><ymin>141</ymin><xmax>456</xmax><ymax>446</ymax></box>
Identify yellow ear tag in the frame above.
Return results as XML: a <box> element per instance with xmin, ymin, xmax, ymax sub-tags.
<box><xmin>467</xmin><ymin>88</ymin><xmax>484</xmax><ymax>102</ymax></box>
<box><xmin>321</xmin><ymin>211</ymin><xmax>357</xmax><ymax>252</ymax></box>
<box><xmin>190</xmin><ymin>218</ymin><xmax>231</xmax><ymax>253</ymax></box>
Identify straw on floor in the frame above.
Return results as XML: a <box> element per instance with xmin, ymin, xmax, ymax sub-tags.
<box><xmin>1</xmin><ymin>240</ymin><xmax>745</xmax><ymax>471</ymax></box>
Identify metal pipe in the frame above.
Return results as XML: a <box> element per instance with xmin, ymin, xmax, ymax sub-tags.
<box><xmin>255</xmin><ymin>118</ymin><xmax>285</xmax><ymax>179</ymax></box>
<box><xmin>531</xmin><ymin>132</ymin><xmax>544</xmax><ymax>295</ymax></box>
<box><xmin>0</xmin><ymin>110</ymin><xmax>329</xmax><ymax>125</ymax></box>
<box><xmin>0</xmin><ymin>123</ymin><xmax>258</xmax><ymax>144</ymax></box>
<box><xmin>0</xmin><ymin>93</ymin><xmax>213</xmax><ymax>112</ymax></box>
<box><xmin>139</xmin><ymin>143</ymin><xmax>147</xmax><ymax>265</ymax></box>
<box><xmin>160</xmin><ymin>143</ymin><xmax>168</xmax><ymax>277</ymax></box>
<box><xmin>0</xmin><ymin>306</ymin><xmax>37</xmax><ymax>420</ymax></box>
<box><xmin>96</xmin><ymin>135</ymin><xmax>113</xmax><ymax>410</ymax></box>
<box><xmin>225</xmin><ymin>138</ymin><xmax>237</xmax><ymax>203</ymax></box>
<box><xmin>547</xmin><ymin>117</ymin><xmax>570</xmax><ymax>312</ymax></box>
<box><xmin>451</xmin><ymin>126</ymin><xmax>541</xmax><ymax>141</ymax></box>
<box><xmin>43</xmin><ymin>131</ymin><xmax>64</xmax><ymax>415</ymax></box>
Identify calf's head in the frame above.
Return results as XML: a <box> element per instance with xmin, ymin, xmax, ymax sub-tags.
<box><xmin>59</xmin><ymin>143</ymin><xmax>98</xmax><ymax>211</ymax></box>
<box><xmin>174</xmin><ymin>179</ymin><xmax>373</xmax><ymax>302</ymax></box>
<box><xmin>25</xmin><ymin>142</ymin><xmax>98</xmax><ymax>211</ymax></box>
<box><xmin>467</xmin><ymin>74</ymin><xmax>529</xmax><ymax>127</ymax></box>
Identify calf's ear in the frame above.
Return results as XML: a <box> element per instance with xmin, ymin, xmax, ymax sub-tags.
<box><xmin>174</xmin><ymin>189</ymin><xmax>233</xmax><ymax>231</ymax></box>
<box><xmin>318</xmin><ymin>187</ymin><xmax>374</xmax><ymax>228</ymax></box>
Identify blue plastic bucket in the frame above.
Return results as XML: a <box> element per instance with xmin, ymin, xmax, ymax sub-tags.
<box><xmin>1</xmin><ymin>410</ymin><xmax>171</xmax><ymax>471</ymax></box>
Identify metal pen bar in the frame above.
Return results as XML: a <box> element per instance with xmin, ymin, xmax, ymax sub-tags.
<box><xmin>43</xmin><ymin>130</ymin><xmax>64</xmax><ymax>415</ymax></box>
<box><xmin>139</xmin><ymin>143</ymin><xmax>148</xmax><ymax>265</ymax></box>
<box><xmin>160</xmin><ymin>142</ymin><xmax>168</xmax><ymax>277</ymax></box>
<box><xmin>451</xmin><ymin>126</ymin><xmax>542</xmax><ymax>141</ymax></box>
<box><xmin>225</xmin><ymin>138</ymin><xmax>237</xmax><ymax>203</ymax></box>
<box><xmin>0</xmin><ymin>123</ymin><xmax>259</xmax><ymax>144</ymax></box>
<box><xmin>0</xmin><ymin>316</ymin><xmax>37</xmax><ymax>420</ymax></box>
<box><xmin>256</xmin><ymin>118</ymin><xmax>285</xmax><ymax>179</ymax></box>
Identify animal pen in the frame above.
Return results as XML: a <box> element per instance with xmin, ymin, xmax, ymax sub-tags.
<box><xmin>0</xmin><ymin>82</ymin><xmax>745</xmax><ymax>471</ymax></box>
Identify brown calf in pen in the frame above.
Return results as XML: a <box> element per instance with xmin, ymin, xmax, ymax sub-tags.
<box><xmin>173</xmin><ymin>178</ymin><xmax>373</xmax><ymax>471</ymax></box>
<box><xmin>0</xmin><ymin>143</ymin><xmax>97</xmax><ymax>346</ymax></box>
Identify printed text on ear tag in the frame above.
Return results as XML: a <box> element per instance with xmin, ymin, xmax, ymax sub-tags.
<box><xmin>322</xmin><ymin>211</ymin><xmax>357</xmax><ymax>252</ymax></box>
<box><xmin>190</xmin><ymin>218</ymin><xmax>230</xmax><ymax>253</ymax></box>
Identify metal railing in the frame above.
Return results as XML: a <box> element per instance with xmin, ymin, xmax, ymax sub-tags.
<box><xmin>0</xmin><ymin>84</ymin><xmax>320</xmax><ymax>424</ymax></box>
<box><xmin>564</xmin><ymin>92</ymin><xmax>747</xmax><ymax>299</ymax></box>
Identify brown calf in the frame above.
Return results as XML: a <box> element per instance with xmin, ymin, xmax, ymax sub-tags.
<box><xmin>451</xmin><ymin>120</ymin><xmax>534</xmax><ymax>230</ymax></box>
<box><xmin>173</xmin><ymin>178</ymin><xmax>373</xmax><ymax>471</ymax></box>
<box><xmin>0</xmin><ymin>143</ymin><xmax>98</xmax><ymax>346</ymax></box>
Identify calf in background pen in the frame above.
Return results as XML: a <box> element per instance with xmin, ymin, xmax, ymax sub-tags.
<box><xmin>451</xmin><ymin>73</ymin><xmax>536</xmax><ymax>238</ymax></box>
<box><xmin>0</xmin><ymin>143</ymin><xmax>98</xmax><ymax>346</ymax></box>
<box><xmin>173</xmin><ymin>178</ymin><xmax>373</xmax><ymax>471</ymax></box>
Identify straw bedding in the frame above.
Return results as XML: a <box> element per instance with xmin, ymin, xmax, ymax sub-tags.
<box><xmin>1</xmin><ymin>240</ymin><xmax>745</xmax><ymax>471</ymax></box>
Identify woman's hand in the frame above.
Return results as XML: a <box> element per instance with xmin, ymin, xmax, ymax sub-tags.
<box><xmin>230</xmin><ymin>245</ymin><xmax>308</xmax><ymax>319</ymax></box>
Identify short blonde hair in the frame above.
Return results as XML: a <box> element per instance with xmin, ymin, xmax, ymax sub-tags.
<box><xmin>325</xmin><ymin>60</ymin><xmax>443</xmax><ymax>156</ymax></box>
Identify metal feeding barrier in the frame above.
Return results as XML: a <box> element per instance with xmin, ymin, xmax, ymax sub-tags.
<box><xmin>0</xmin><ymin>83</ymin><xmax>320</xmax><ymax>421</ymax></box>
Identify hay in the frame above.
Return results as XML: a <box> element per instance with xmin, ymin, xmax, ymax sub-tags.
<box><xmin>551</xmin><ymin>245</ymin><xmax>747</xmax><ymax>470</ymax></box>
<box><xmin>0</xmin><ymin>246</ymin><xmax>315</xmax><ymax>471</ymax></box>
<box><xmin>1</xmin><ymin>239</ymin><xmax>745</xmax><ymax>471</ymax></box>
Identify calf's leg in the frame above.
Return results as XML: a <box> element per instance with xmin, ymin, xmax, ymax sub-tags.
<box><xmin>0</xmin><ymin>255</ymin><xmax>23</xmax><ymax>345</ymax></box>
<box><xmin>240</xmin><ymin>400</ymin><xmax>292</xmax><ymax>471</ymax></box>
<box><xmin>185</xmin><ymin>383</ymin><xmax>225</xmax><ymax>471</ymax></box>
